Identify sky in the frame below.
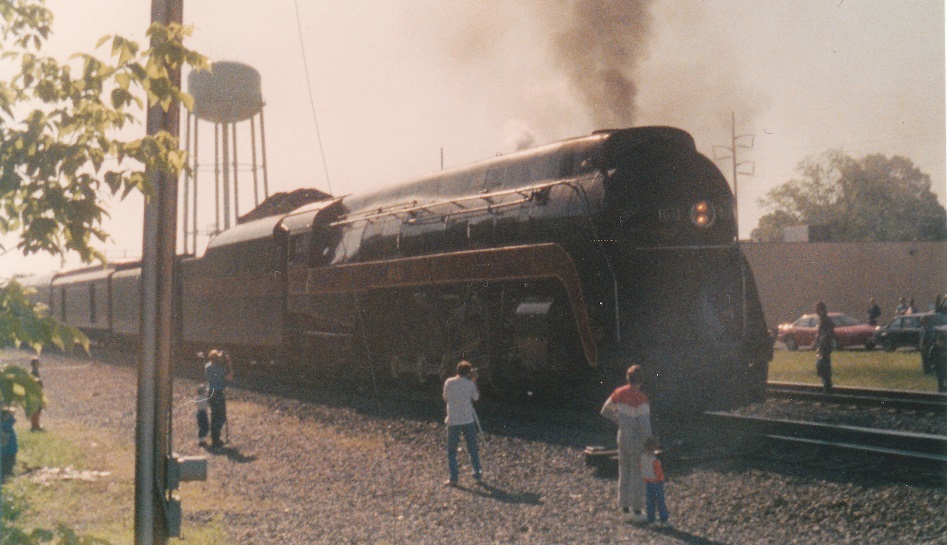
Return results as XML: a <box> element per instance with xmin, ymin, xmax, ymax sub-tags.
<box><xmin>2</xmin><ymin>0</ymin><xmax>945</xmax><ymax>277</ymax></box>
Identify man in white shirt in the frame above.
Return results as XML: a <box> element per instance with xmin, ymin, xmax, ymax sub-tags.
<box><xmin>442</xmin><ymin>360</ymin><xmax>482</xmax><ymax>486</ymax></box>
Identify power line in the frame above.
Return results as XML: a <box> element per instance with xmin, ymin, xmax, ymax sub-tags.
<box><xmin>293</xmin><ymin>0</ymin><xmax>333</xmax><ymax>196</ymax></box>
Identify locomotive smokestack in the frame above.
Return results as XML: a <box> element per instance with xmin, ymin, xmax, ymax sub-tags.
<box><xmin>552</xmin><ymin>0</ymin><xmax>655</xmax><ymax>128</ymax></box>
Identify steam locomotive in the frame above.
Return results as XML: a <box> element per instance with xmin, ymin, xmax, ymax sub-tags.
<box><xmin>29</xmin><ymin>127</ymin><xmax>772</xmax><ymax>413</ymax></box>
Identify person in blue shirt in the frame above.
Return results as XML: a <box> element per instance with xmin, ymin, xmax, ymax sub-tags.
<box><xmin>204</xmin><ymin>350</ymin><xmax>233</xmax><ymax>447</ymax></box>
<box><xmin>1</xmin><ymin>408</ymin><xmax>17</xmax><ymax>479</ymax></box>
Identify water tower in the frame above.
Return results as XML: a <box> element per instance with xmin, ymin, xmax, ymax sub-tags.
<box><xmin>182</xmin><ymin>61</ymin><xmax>269</xmax><ymax>253</ymax></box>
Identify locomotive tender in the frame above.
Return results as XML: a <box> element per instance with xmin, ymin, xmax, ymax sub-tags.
<box><xmin>32</xmin><ymin>127</ymin><xmax>772</xmax><ymax>413</ymax></box>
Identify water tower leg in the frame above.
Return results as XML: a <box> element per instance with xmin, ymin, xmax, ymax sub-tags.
<box><xmin>251</xmin><ymin>114</ymin><xmax>259</xmax><ymax>207</ymax></box>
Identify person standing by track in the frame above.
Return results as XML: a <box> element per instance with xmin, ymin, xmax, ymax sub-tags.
<box><xmin>28</xmin><ymin>358</ymin><xmax>44</xmax><ymax>431</ymax></box>
<box><xmin>442</xmin><ymin>360</ymin><xmax>482</xmax><ymax>486</ymax></box>
<box><xmin>814</xmin><ymin>301</ymin><xmax>835</xmax><ymax>393</ymax></box>
<box><xmin>929</xmin><ymin>334</ymin><xmax>947</xmax><ymax>393</ymax></box>
<box><xmin>866</xmin><ymin>298</ymin><xmax>881</xmax><ymax>326</ymax></box>
<box><xmin>641</xmin><ymin>435</ymin><xmax>671</xmax><ymax>527</ymax></box>
<box><xmin>204</xmin><ymin>350</ymin><xmax>233</xmax><ymax>448</ymax></box>
<box><xmin>601</xmin><ymin>364</ymin><xmax>652</xmax><ymax>523</ymax></box>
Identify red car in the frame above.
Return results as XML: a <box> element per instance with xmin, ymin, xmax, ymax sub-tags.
<box><xmin>777</xmin><ymin>312</ymin><xmax>877</xmax><ymax>351</ymax></box>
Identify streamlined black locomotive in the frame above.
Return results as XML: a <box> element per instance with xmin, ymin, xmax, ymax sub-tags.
<box><xmin>34</xmin><ymin>127</ymin><xmax>772</xmax><ymax>412</ymax></box>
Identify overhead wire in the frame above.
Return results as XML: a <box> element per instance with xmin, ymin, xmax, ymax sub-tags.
<box><xmin>293</xmin><ymin>0</ymin><xmax>334</xmax><ymax>196</ymax></box>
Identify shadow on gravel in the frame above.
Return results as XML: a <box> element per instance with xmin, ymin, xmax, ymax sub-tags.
<box><xmin>457</xmin><ymin>481</ymin><xmax>542</xmax><ymax>505</ymax></box>
<box><xmin>641</xmin><ymin>525</ymin><xmax>728</xmax><ymax>545</ymax></box>
<box><xmin>201</xmin><ymin>444</ymin><xmax>258</xmax><ymax>463</ymax></box>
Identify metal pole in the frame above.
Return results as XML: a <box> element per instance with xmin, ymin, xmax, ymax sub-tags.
<box><xmin>731</xmin><ymin>111</ymin><xmax>739</xmax><ymax>236</ymax></box>
<box><xmin>232</xmin><ymin>122</ymin><xmax>239</xmax><ymax>221</ymax></box>
<box><xmin>259</xmin><ymin>107</ymin><xmax>270</xmax><ymax>199</ymax></box>
<box><xmin>182</xmin><ymin>111</ymin><xmax>191</xmax><ymax>255</ymax></box>
<box><xmin>192</xmin><ymin>119</ymin><xmax>199</xmax><ymax>252</ymax></box>
<box><xmin>136</xmin><ymin>1</ymin><xmax>182</xmax><ymax>543</ymax></box>
<box><xmin>222</xmin><ymin>121</ymin><xmax>230</xmax><ymax>229</ymax></box>
<box><xmin>250</xmin><ymin>114</ymin><xmax>259</xmax><ymax>206</ymax></box>
<box><xmin>214</xmin><ymin>122</ymin><xmax>220</xmax><ymax>234</ymax></box>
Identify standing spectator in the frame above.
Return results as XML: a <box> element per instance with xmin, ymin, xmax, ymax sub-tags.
<box><xmin>919</xmin><ymin>314</ymin><xmax>938</xmax><ymax>374</ymax></box>
<box><xmin>906</xmin><ymin>298</ymin><xmax>916</xmax><ymax>315</ymax></box>
<box><xmin>814</xmin><ymin>301</ymin><xmax>835</xmax><ymax>392</ymax></box>
<box><xmin>601</xmin><ymin>365</ymin><xmax>652</xmax><ymax>523</ymax></box>
<box><xmin>895</xmin><ymin>298</ymin><xmax>908</xmax><ymax>316</ymax></box>
<box><xmin>29</xmin><ymin>358</ymin><xmax>44</xmax><ymax>431</ymax></box>
<box><xmin>204</xmin><ymin>350</ymin><xmax>233</xmax><ymax>448</ymax></box>
<box><xmin>930</xmin><ymin>335</ymin><xmax>947</xmax><ymax>393</ymax></box>
<box><xmin>866</xmin><ymin>298</ymin><xmax>882</xmax><ymax>326</ymax></box>
<box><xmin>0</xmin><ymin>408</ymin><xmax>17</xmax><ymax>480</ymax></box>
<box><xmin>936</xmin><ymin>293</ymin><xmax>947</xmax><ymax>315</ymax></box>
<box><xmin>641</xmin><ymin>435</ymin><xmax>670</xmax><ymax>527</ymax></box>
<box><xmin>196</xmin><ymin>384</ymin><xmax>210</xmax><ymax>446</ymax></box>
<box><xmin>442</xmin><ymin>360</ymin><xmax>482</xmax><ymax>486</ymax></box>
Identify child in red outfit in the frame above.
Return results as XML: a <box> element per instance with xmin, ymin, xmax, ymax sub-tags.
<box><xmin>642</xmin><ymin>435</ymin><xmax>670</xmax><ymax>527</ymax></box>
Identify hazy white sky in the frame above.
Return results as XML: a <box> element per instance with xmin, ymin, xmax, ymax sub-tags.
<box><xmin>3</xmin><ymin>0</ymin><xmax>945</xmax><ymax>276</ymax></box>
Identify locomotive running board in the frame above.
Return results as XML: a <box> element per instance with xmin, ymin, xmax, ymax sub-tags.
<box><xmin>291</xmin><ymin>243</ymin><xmax>598</xmax><ymax>368</ymax></box>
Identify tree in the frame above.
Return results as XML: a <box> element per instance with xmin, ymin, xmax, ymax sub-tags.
<box><xmin>0</xmin><ymin>277</ymin><xmax>87</xmax><ymax>354</ymax></box>
<box><xmin>1</xmin><ymin>0</ymin><xmax>204</xmax><ymax>261</ymax></box>
<box><xmin>0</xmin><ymin>0</ymin><xmax>205</xmax><ymax>381</ymax></box>
<box><xmin>751</xmin><ymin>150</ymin><xmax>947</xmax><ymax>242</ymax></box>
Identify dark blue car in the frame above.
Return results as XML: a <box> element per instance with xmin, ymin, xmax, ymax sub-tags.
<box><xmin>873</xmin><ymin>312</ymin><xmax>947</xmax><ymax>352</ymax></box>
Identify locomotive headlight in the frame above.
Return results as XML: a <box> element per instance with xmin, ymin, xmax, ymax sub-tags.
<box><xmin>689</xmin><ymin>201</ymin><xmax>715</xmax><ymax>228</ymax></box>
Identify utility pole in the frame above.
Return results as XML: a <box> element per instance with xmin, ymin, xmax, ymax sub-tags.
<box><xmin>135</xmin><ymin>1</ymin><xmax>182</xmax><ymax>543</ymax></box>
<box><xmin>713</xmin><ymin>111</ymin><xmax>755</xmax><ymax>239</ymax></box>
<box><xmin>136</xmin><ymin>1</ymin><xmax>207</xmax><ymax>543</ymax></box>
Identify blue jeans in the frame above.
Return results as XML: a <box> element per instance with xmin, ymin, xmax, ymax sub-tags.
<box><xmin>646</xmin><ymin>481</ymin><xmax>669</xmax><ymax>523</ymax></box>
<box><xmin>446</xmin><ymin>422</ymin><xmax>481</xmax><ymax>482</ymax></box>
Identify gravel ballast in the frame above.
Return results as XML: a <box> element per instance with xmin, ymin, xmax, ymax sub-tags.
<box><xmin>5</xmin><ymin>349</ymin><xmax>945</xmax><ymax>545</ymax></box>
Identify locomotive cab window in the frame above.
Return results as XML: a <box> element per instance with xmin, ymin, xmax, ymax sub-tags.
<box><xmin>287</xmin><ymin>234</ymin><xmax>309</xmax><ymax>265</ymax></box>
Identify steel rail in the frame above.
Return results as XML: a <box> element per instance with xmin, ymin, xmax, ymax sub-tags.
<box><xmin>767</xmin><ymin>381</ymin><xmax>947</xmax><ymax>413</ymax></box>
<box><xmin>702</xmin><ymin>411</ymin><xmax>947</xmax><ymax>466</ymax></box>
<box><xmin>586</xmin><ymin>410</ymin><xmax>947</xmax><ymax>471</ymax></box>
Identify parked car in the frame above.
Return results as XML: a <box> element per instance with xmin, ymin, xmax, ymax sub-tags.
<box><xmin>874</xmin><ymin>312</ymin><xmax>947</xmax><ymax>352</ymax></box>
<box><xmin>777</xmin><ymin>312</ymin><xmax>877</xmax><ymax>351</ymax></box>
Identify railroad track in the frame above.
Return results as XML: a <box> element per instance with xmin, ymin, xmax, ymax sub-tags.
<box><xmin>767</xmin><ymin>381</ymin><xmax>947</xmax><ymax>413</ymax></box>
<box><xmin>585</xmin><ymin>410</ymin><xmax>947</xmax><ymax>472</ymax></box>
<box><xmin>700</xmin><ymin>411</ymin><xmax>947</xmax><ymax>467</ymax></box>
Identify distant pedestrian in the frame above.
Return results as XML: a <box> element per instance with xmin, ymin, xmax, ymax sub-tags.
<box><xmin>866</xmin><ymin>298</ymin><xmax>881</xmax><ymax>326</ymax></box>
<box><xmin>442</xmin><ymin>360</ymin><xmax>482</xmax><ymax>486</ymax></box>
<box><xmin>1</xmin><ymin>408</ymin><xmax>17</xmax><ymax>479</ymax></box>
<box><xmin>895</xmin><ymin>298</ymin><xmax>908</xmax><ymax>316</ymax></box>
<box><xmin>196</xmin><ymin>384</ymin><xmax>210</xmax><ymax>446</ymax></box>
<box><xmin>919</xmin><ymin>314</ymin><xmax>938</xmax><ymax>374</ymax></box>
<box><xmin>930</xmin><ymin>335</ymin><xmax>947</xmax><ymax>393</ymax></box>
<box><xmin>936</xmin><ymin>294</ymin><xmax>947</xmax><ymax>315</ymax></box>
<box><xmin>204</xmin><ymin>350</ymin><xmax>233</xmax><ymax>448</ymax></box>
<box><xmin>907</xmin><ymin>298</ymin><xmax>916</xmax><ymax>315</ymax></box>
<box><xmin>29</xmin><ymin>358</ymin><xmax>44</xmax><ymax>431</ymax></box>
<box><xmin>641</xmin><ymin>435</ymin><xmax>670</xmax><ymax>527</ymax></box>
<box><xmin>814</xmin><ymin>301</ymin><xmax>835</xmax><ymax>392</ymax></box>
<box><xmin>601</xmin><ymin>364</ymin><xmax>652</xmax><ymax>523</ymax></box>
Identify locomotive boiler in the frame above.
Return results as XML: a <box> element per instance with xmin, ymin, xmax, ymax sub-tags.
<box><xmin>37</xmin><ymin>127</ymin><xmax>772</xmax><ymax>413</ymax></box>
